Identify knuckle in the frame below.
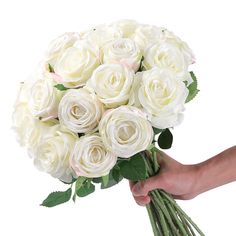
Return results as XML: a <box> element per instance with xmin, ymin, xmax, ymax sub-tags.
<box><xmin>139</xmin><ymin>181</ymin><xmax>147</xmax><ymax>194</ymax></box>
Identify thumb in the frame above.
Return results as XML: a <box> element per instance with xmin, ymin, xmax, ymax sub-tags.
<box><xmin>132</xmin><ymin>175</ymin><xmax>165</xmax><ymax>197</ymax></box>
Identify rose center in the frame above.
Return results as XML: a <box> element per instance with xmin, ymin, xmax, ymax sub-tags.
<box><xmin>117</xmin><ymin>124</ymin><xmax>136</xmax><ymax>142</ymax></box>
<box><xmin>70</xmin><ymin>105</ymin><xmax>85</xmax><ymax>119</ymax></box>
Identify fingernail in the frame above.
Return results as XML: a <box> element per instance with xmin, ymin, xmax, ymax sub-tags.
<box><xmin>132</xmin><ymin>182</ymin><xmax>141</xmax><ymax>196</ymax></box>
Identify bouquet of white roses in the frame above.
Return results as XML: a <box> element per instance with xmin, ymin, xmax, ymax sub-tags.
<box><xmin>13</xmin><ymin>20</ymin><xmax>204</xmax><ymax>236</ymax></box>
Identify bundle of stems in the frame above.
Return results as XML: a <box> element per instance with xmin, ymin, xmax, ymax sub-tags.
<box><xmin>143</xmin><ymin>150</ymin><xmax>205</xmax><ymax>236</ymax></box>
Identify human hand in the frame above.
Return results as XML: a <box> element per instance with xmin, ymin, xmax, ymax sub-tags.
<box><xmin>129</xmin><ymin>151</ymin><xmax>199</xmax><ymax>206</ymax></box>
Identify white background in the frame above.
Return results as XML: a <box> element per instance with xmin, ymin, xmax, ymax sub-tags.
<box><xmin>0</xmin><ymin>0</ymin><xmax>236</xmax><ymax>235</ymax></box>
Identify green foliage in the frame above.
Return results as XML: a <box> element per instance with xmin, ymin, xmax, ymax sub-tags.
<box><xmin>54</xmin><ymin>84</ymin><xmax>69</xmax><ymax>91</ymax></box>
<box><xmin>40</xmin><ymin>188</ymin><xmax>72</xmax><ymax>207</ymax></box>
<box><xmin>72</xmin><ymin>177</ymin><xmax>87</xmax><ymax>202</ymax></box>
<box><xmin>185</xmin><ymin>71</ymin><xmax>199</xmax><ymax>103</ymax></box>
<box><xmin>157</xmin><ymin>129</ymin><xmax>173</xmax><ymax>149</ymax></box>
<box><xmin>100</xmin><ymin>165</ymin><xmax>123</xmax><ymax>189</ymax></box>
<box><xmin>111</xmin><ymin>165</ymin><xmax>123</xmax><ymax>183</ymax></box>
<box><xmin>153</xmin><ymin>127</ymin><xmax>163</xmax><ymax>135</ymax></box>
<box><xmin>75</xmin><ymin>176</ymin><xmax>87</xmax><ymax>190</ymax></box>
<box><xmin>92</xmin><ymin>177</ymin><xmax>102</xmax><ymax>184</ymax></box>
<box><xmin>118</xmin><ymin>154</ymin><xmax>147</xmax><ymax>181</ymax></box>
<box><xmin>101</xmin><ymin>174</ymin><xmax>110</xmax><ymax>187</ymax></box>
<box><xmin>76</xmin><ymin>179</ymin><xmax>95</xmax><ymax>197</ymax></box>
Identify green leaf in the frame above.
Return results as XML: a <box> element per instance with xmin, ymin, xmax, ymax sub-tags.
<box><xmin>54</xmin><ymin>84</ymin><xmax>69</xmax><ymax>91</ymax></box>
<box><xmin>92</xmin><ymin>177</ymin><xmax>102</xmax><ymax>184</ymax></box>
<box><xmin>75</xmin><ymin>176</ymin><xmax>87</xmax><ymax>191</ymax></box>
<box><xmin>153</xmin><ymin>127</ymin><xmax>163</xmax><ymax>135</ymax></box>
<box><xmin>76</xmin><ymin>180</ymin><xmax>95</xmax><ymax>197</ymax></box>
<box><xmin>41</xmin><ymin>188</ymin><xmax>72</xmax><ymax>207</ymax></box>
<box><xmin>101</xmin><ymin>166</ymin><xmax>123</xmax><ymax>189</ymax></box>
<box><xmin>102</xmin><ymin>174</ymin><xmax>109</xmax><ymax>187</ymax></box>
<box><xmin>185</xmin><ymin>71</ymin><xmax>200</xmax><ymax>103</ymax></box>
<box><xmin>118</xmin><ymin>154</ymin><xmax>147</xmax><ymax>181</ymax></box>
<box><xmin>157</xmin><ymin>129</ymin><xmax>173</xmax><ymax>149</ymax></box>
<box><xmin>112</xmin><ymin>166</ymin><xmax>123</xmax><ymax>183</ymax></box>
<box><xmin>48</xmin><ymin>63</ymin><xmax>55</xmax><ymax>73</ymax></box>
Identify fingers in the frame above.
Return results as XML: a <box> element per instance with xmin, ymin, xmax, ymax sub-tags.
<box><xmin>132</xmin><ymin>175</ymin><xmax>165</xmax><ymax>197</ymax></box>
<box><xmin>134</xmin><ymin>195</ymin><xmax>151</xmax><ymax>206</ymax></box>
<box><xmin>129</xmin><ymin>181</ymin><xmax>151</xmax><ymax>206</ymax></box>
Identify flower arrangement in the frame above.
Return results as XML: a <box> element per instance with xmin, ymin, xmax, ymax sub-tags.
<box><xmin>13</xmin><ymin>20</ymin><xmax>203</xmax><ymax>235</ymax></box>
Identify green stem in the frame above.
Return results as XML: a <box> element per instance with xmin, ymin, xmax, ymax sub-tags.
<box><xmin>151</xmin><ymin>149</ymin><xmax>160</xmax><ymax>173</ymax></box>
<box><xmin>151</xmin><ymin>198</ymin><xmax>170</xmax><ymax>236</ymax></box>
<box><xmin>143</xmin><ymin>153</ymin><xmax>155</xmax><ymax>176</ymax></box>
<box><xmin>166</xmin><ymin>202</ymin><xmax>189</xmax><ymax>236</ymax></box>
<box><xmin>161</xmin><ymin>192</ymin><xmax>205</xmax><ymax>236</ymax></box>
<box><xmin>144</xmin><ymin>150</ymin><xmax>204</xmax><ymax>236</ymax></box>
<box><xmin>150</xmin><ymin>202</ymin><xmax>164</xmax><ymax>236</ymax></box>
<box><xmin>151</xmin><ymin>191</ymin><xmax>180</xmax><ymax>236</ymax></box>
<box><xmin>177</xmin><ymin>210</ymin><xmax>196</xmax><ymax>236</ymax></box>
<box><xmin>146</xmin><ymin>204</ymin><xmax>159</xmax><ymax>236</ymax></box>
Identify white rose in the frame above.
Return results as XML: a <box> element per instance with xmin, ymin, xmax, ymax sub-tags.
<box><xmin>160</xmin><ymin>29</ymin><xmax>195</xmax><ymax>65</ymax></box>
<box><xmin>135</xmin><ymin>68</ymin><xmax>189</xmax><ymax>129</ymax></box>
<box><xmin>143</xmin><ymin>42</ymin><xmax>189</xmax><ymax>79</ymax></box>
<box><xmin>132</xmin><ymin>24</ymin><xmax>164</xmax><ymax>53</ymax></box>
<box><xmin>54</xmin><ymin>44</ymin><xmax>100</xmax><ymax>88</ymax></box>
<box><xmin>85</xmin><ymin>25</ymin><xmax>122</xmax><ymax>56</ymax></box>
<box><xmin>28</xmin><ymin>72</ymin><xmax>63</xmax><ymax>120</ymax></box>
<box><xmin>88</xmin><ymin>64</ymin><xmax>134</xmax><ymax>108</ymax></box>
<box><xmin>102</xmin><ymin>38</ymin><xmax>142</xmax><ymax>71</ymax></box>
<box><xmin>70</xmin><ymin>133</ymin><xmax>117</xmax><ymax>178</ymax></box>
<box><xmin>45</xmin><ymin>32</ymin><xmax>80</xmax><ymax>66</ymax></box>
<box><xmin>58</xmin><ymin>88</ymin><xmax>104</xmax><ymax>134</ymax></box>
<box><xmin>99</xmin><ymin>106</ymin><xmax>153</xmax><ymax>158</ymax></box>
<box><xmin>111</xmin><ymin>19</ymin><xmax>139</xmax><ymax>38</ymax></box>
<box><xmin>12</xmin><ymin>103</ymin><xmax>53</xmax><ymax>148</ymax></box>
<box><xmin>12</xmin><ymin>82</ymin><xmax>57</xmax><ymax>148</ymax></box>
<box><xmin>32</xmin><ymin>125</ymin><xmax>78</xmax><ymax>183</ymax></box>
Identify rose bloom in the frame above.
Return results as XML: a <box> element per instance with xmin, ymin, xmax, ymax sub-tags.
<box><xmin>31</xmin><ymin>125</ymin><xmax>78</xmax><ymax>183</ymax></box>
<box><xmin>159</xmin><ymin>29</ymin><xmax>195</xmax><ymax>65</ymax></box>
<box><xmin>143</xmin><ymin>42</ymin><xmax>188</xmax><ymax>74</ymax></box>
<box><xmin>102</xmin><ymin>38</ymin><xmax>142</xmax><ymax>72</ymax></box>
<box><xmin>58</xmin><ymin>88</ymin><xmax>104</xmax><ymax>134</ymax></box>
<box><xmin>130</xmin><ymin>68</ymin><xmax>189</xmax><ymax>129</ymax></box>
<box><xmin>27</xmin><ymin>71</ymin><xmax>63</xmax><ymax>120</ymax></box>
<box><xmin>44</xmin><ymin>32</ymin><xmax>80</xmax><ymax>66</ymax></box>
<box><xmin>99</xmin><ymin>106</ymin><xmax>153</xmax><ymax>158</ymax></box>
<box><xmin>132</xmin><ymin>24</ymin><xmax>164</xmax><ymax>53</ymax></box>
<box><xmin>12</xmin><ymin>82</ymin><xmax>57</xmax><ymax>148</ymax></box>
<box><xmin>12</xmin><ymin>103</ymin><xmax>56</xmax><ymax>149</ymax></box>
<box><xmin>54</xmin><ymin>43</ymin><xmax>100</xmax><ymax>88</ymax></box>
<box><xmin>84</xmin><ymin>24</ymin><xmax>122</xmax><ymax>58</ymax></box>
<box><xmin>88</xmin><ymin>64</ymin><xmax>134</xmax><ymax>108</ymax></box>
<box><xmin>70</xmin><ymin>133</ymin><xmax>117</xmax><ymax>178</ymax></box>
<box><xmin>110</xmin><ymin>19</ymin><xmax>139</xmax><ymax>38</ymax></box>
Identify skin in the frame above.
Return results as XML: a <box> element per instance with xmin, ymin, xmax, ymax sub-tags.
<box><xmin>130</xmin><ymin>146</ymin><xmax>236</xmax><ymax>206</ymax></box>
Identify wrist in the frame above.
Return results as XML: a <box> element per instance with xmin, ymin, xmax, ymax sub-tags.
<box><xmin>184</xmin><ymin>164</ymin><xmax>203</xmax><ymax>198</ymax></box>
<box><xmin>190</xmin><ymin>162</ymin><xmax>209</xmax><ymax>197</ymax></box>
